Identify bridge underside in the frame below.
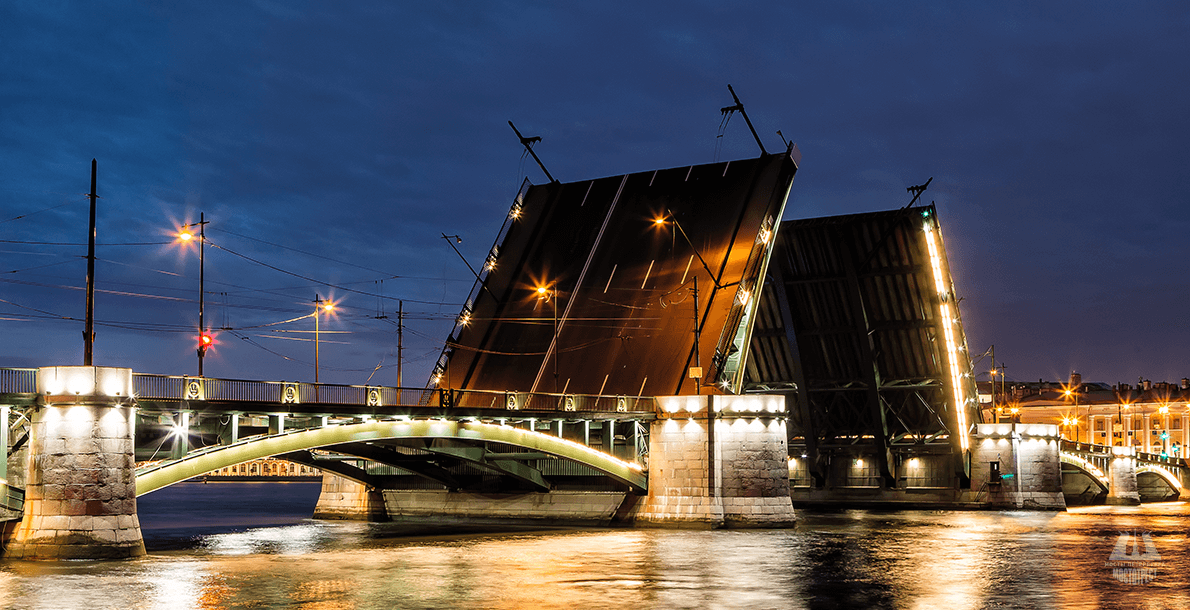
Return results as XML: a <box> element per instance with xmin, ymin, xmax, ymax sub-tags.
<box><xmin>748</xmin><ymin>205</ymin><xmax>980</xmax><ymax>490</ymax></box>
<box><xmin>436</xmin><ymin>150</ymin><xmax>798</xmax><ymax>397</ymax></box>
<box><xmin>135</xmin><ymin>420</ymin><xmax>648</xmax><ymax>497</ymax></box>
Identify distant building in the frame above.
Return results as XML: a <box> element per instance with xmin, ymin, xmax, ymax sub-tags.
<box><xmin>978</xmin><ymin>373</ymin><xmax>1190</xmax><ymax>456</ymax></box>
<box><xmin>200</xmin><ymin>457</ymin><xmax>321</xmax><ymax>480</ymax></box>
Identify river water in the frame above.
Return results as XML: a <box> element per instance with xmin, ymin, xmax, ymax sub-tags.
<box><xmin>1</xmin><ymin>482</ymin><xmax>1187</xmax><ymax>609</ymax></box>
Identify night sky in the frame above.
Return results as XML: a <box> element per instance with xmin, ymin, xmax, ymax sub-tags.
<box><xmin>2</xmin><ymin>3</ymin><xmax>1187</xmax><ymax>389</ymax></box>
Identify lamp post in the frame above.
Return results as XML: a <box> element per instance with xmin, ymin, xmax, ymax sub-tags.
<box><xmin>1159</xmin><ymin>404</ymin><xmax>1170</xmax><ymax>455</ymax></box>
<box><xmin>313</xmin><ymin>294</ymin><xmax>334</xmax><ymax>383</ymax></box>
<box><xmin>178</xmin><ymin>213</ymin><xmax>210</xmax><ymax>376</ymax></box>
<box><xmin>537</xmin><ymin>284</ymin><xmax>559</xmax><ymax>393</ymax></box>
<box><xmin>1063</xmin><ymin>386</ymin><xmax>1083</xmax><ymax>443</ymax></box>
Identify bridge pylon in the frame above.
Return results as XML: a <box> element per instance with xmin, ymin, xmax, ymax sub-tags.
<box><xmin>2</xmin><ymin>367</ymin><xmax>144</xmax><ymax>560</ymax></box>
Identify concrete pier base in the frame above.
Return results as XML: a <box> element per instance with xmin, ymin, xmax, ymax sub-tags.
<box><xmin>632</xmin><ymin>395</ymin><xmax>796</xmax><ymax>528</ymax></box>
<box><xmin>970</xmin><ymin>423</ymin><xmax>1066</xmax><ymax>511</ymax></box>
<box><xmin>312</xmin><ymin>472</ymin><xmax>388</xmax><ymax>521</ymax></box>
<box><xmin>1106</xmin><ymin>448</ymin><xmax>1142</xmax><ymax>505</ymax></box>
<box><xmin>382</xmin><ymin>489</ymin><xmax>631</xmax><ymax>525</ymax></box>
<box><xmin>2</xmin><ymin>367</ymin><xmax>144</xmax><ymax>560</ymax></box>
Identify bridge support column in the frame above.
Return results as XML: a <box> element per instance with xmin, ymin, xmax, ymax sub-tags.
<box><xmin>3</xmin><ymin>367</ymin><xmax>144</xmax><ymax>560</ymax></box>
<box><xmin>1106</xmin><ymin>446</ymin><xmax>1141</xmax><ymax>505</ymax></box>
<box><xmin>312</xmin><ymin>471</ymin><xmax>388</xmax><ymax>521</ymax></box>
<box><xmin>633</xmin><ymin>395</ymin><xmax>795</xmax><ymax>528</ymax></box>
<box><xmin>970</xmin><ymin>423</ymin><xmax>1065</xmax><ymax>510</ymax></box>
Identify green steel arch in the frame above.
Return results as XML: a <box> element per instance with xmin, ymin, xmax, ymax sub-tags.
<box><xmin>135</xmin><ymin>420</ymin><xmax>647</xmax><ymax>496</ymax></box>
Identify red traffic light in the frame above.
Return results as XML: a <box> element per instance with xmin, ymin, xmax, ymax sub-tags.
<box><xmin>198</xmin><ymin>333</ymin><xmax>215</xmax><ymax>355</ymax></box>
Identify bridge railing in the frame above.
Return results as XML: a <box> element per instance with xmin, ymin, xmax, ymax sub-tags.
<box><xmin>0</xmin><ymin>482</ymin><xmax>24</xmax><ymax>513</ymax></box>
<box><xmin>0</xmin><ymin>368</ymin><xmax>36</xmax><ymax>394</ymax></box>
<box><xmin>126</xmin><ymin>373</ymin><xmax>656</xmax><ymax>413</ymax></box>
<box><xmin>445</xmin><ymin>388</ymin><xmax>655</xmax><ymax>413</ymax></box>
<box><xmin>1060</xmin><ymin>439</ymin><xmax>1186</xmax><ymax>468</ymax></box>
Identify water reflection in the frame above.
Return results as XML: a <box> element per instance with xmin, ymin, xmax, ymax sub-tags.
<box><xmin>1</xmin><ymin>502</ymin><xmax>1188</xmax><ymax>609</ymax></box>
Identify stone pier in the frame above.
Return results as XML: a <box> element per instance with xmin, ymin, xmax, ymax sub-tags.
<box><xmin>1105</xmin><ymin>446</ymin><xmax>1142</xmax><ymax>505</ymax></box>
<box><xmin>312</xmin><ymin>472</ymin><xmax>388</xmax><ymax>521</ymax></box>
<box><xmin>632</xmin><ymin>395</ymin><xmax>796</xmax><ymax>528</ymax></box>
<box><xmin>2</xmin><ymin>367</ymin><xmax>145</xmax><ymax>559</ymax></box>
<box><xmin>969</xmin><ymin>423</ymin><xmax>1065</xmax><ymax>510</ymax></box>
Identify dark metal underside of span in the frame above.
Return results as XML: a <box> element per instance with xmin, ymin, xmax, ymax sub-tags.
<box><xmin>280</xmin><ymin>437</ymin><xmax>642</xmax><ymax>494</ymax></box>
<box><xmin>435</xmin><ymin>148</ymin><xmax>798</xmax><ymax>397</ymax></box>
<box><xmin>745</xmin><ymin>205</ymin><xmax>979</xmax><ymax>486</ymax></box>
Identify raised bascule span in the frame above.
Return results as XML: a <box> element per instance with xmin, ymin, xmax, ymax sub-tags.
<box><xmin>431</xmin><ymin>147</ymin><xmax>800</xmax><ymax>397</ymax></box>
<box><xmin>745</xmin><ymin>205</ymin><xmax>984</xmax><ymax>502</ymax></box>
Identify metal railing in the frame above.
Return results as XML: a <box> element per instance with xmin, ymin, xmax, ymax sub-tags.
<box><xmin>3</xmin><ymin>368</ymin><xmax>657</xmax><ymax>414</ymax></box>
<box><xmin>1060</xmin><ymin>439</ymin><xmax>1187</xmax><ymax>469</ymax></box>
<box><xmin>444</xmin><ymin>388</ymin><xmax>654</xmax><ymax>413</ymax></box>
<box><xmin>0</xmin><ymin>483</ymin><xmax>24</xmax><ymax>513</ymax></box>
<box><xmin>123</xmin><ymin>372</ymin><xmax>658</xmax><ymax>413</ymax></box>
<box><xmin>0</xmin><ymin>368</ymin><xmax>36</xmax><ymax>394</ymax></box>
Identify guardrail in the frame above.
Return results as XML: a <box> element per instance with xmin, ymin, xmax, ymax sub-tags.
<box><xmin>2</xmin><ymin>369</ymin><xmax>656</xmax><ymax>414</ymax></box>
<box><xmin>1060</xmin><ymin>439</ymin><xmax>1186</xmax><ymax>468</ymax></box>
<box><xmin>0</xmin><ymin>368</ymin><xmax>36</xmax><ymax>394</ymax></box>
<box><xmin>0</xmin><ymin>483</ymin><xmax>24</xmax><ymax>513</ymax></box>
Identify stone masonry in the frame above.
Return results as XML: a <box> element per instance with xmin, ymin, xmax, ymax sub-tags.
<box><xmin>632</xmin><ymin>395</ymin><xmax>796</xmax><ymax>528</ymax></box>
<box><xmin>312</xmin><ymin>472</ymin><xmax>388</xmax><ymax>521</ymax></box>
<box><xmin>970</xmin><ymin>423</ymin><xmax>1065</xmax><ymax>511</ymax></box>
<box><xmin>3</xmin><ymin>366</ymin><xmax>144</xmax><ymax>559</ymax></box>
<box><xmin>1106</xmin><ymin>448</ymin><xmax>1141</xmax><ymax>505</ymax></box>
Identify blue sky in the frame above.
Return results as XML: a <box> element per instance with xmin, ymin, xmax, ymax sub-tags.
<box><xmin>2</xmin><ymin>2</ymin><xmax>1188</xmax><ymax>387</ymax></box>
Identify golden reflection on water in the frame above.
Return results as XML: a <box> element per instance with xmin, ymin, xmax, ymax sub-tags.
<box><xmin>2</xmin><ymin>504</ymin><xmax>1189</xmax><ymax>609</ymax></box>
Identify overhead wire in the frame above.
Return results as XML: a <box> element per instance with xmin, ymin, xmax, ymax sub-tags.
<box><xmin>1</xmin><ymin>199</ymin><xmax>81</xmax><ymax>225</ymax></box>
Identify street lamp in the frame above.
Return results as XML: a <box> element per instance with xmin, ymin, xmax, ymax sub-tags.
<box><xmin>313</xmin><ymin>294</ymin><xmax>334</xmax><ymax>383</ymax></box>
<box><xmin>537</xmin><ymin>284</ymin><xmax>559</xmax><ymax>393</ymax></box>
<box><xmin>1063</xmin><ymin>386</ymin><xmax>1083</xmax><ymax>443</ymax></box>
<box><xmin>1061</xmin><ymin>416</ymin><xmax>1079</xmax><ymax>440</ymax></box>
<box><xmin>1159</xmin><ymin>404</ymin><xmax>1170</xmax><ymax>455</ymax></box>
<box><xmin>177</xmin><ymin>213</ymin><xmax>210</xmax><ymax>376</ymax></box>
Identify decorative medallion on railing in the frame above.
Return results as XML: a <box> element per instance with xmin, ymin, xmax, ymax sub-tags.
<box><xmin>183</xmin><ymin>377</ymin><xmax>205</xmax><ymax>401</ymax></box>
<box><xmin>282</xmin><ymin>383</ymin><xmax>299</xmax><ymax>404</ymax></box>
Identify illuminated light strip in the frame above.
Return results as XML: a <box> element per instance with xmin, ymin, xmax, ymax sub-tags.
<box><xmin>1060</xmin><ymin>451</ymin><xmax>1107</xmax><ymax>482</ymax></box>
<box><xmin>1136</xmin><ymin>464</ymin><xmax>1182</xmax><ymax>490</ymax></box>
<box><xmin>925</xmin><ymin>224</ymin><xmax>969</xmax><ymax>452</ymax></box>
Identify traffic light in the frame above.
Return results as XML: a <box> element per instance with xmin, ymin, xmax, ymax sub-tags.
<box><xmin>198</xmin><ymin>332</ymin><xmax>213</xmax><ymax>355</ymax></box>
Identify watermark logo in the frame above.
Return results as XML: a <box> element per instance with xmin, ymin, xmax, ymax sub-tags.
<box><xmin>1106</xmin><ymin>530</ymin><xmax>1162</xmax><ymax>584</ymax></box>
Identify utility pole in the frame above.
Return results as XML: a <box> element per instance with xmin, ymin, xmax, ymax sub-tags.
<box><xmin>693</xmin><ymin>276</ymin><xmax>701</xmax><ymax>395</ymax></box>
<box><xmin>83</xmin><ymin>159</ymin><xmax>97</xmax><ymax>365</ymax></box>
<box><xmin>989</xmin><ymin>345</ymin><xmax>995</xmax><ymax>422</ymax></box>
<box><xmin>397</xmin><ymin>300</ymin><xmax>404</xmax><ymax>387</ymax></box>
<box><xmin>313</xmin><ymin>294</ymin><xmax>332</xmax><ymax>383</ymax></box>
<box><xmin>553</xmin><ymin>291</ymin><xmax>559</xmax><ymax>393</ymax></box>
<box><xmin>194</xmin><ymin>213</ymin><xmax>210</xmax><ymax>376</ymax></box>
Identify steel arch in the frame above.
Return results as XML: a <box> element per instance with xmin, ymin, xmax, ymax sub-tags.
<box><xmin>136</xmin><ymin>420</ymin><xmax>646</xmax><ymax>495</ymax></box>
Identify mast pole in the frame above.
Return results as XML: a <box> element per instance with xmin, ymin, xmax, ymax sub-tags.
<box><xmin>508</xmin><ymin>121</ymin><xmax>558</xmax><ymax>183</ymax></box>
<box><xmin>83</xmin><ymin>159</ymin><xmax>97</xmax><ymax>365</ymax></box>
